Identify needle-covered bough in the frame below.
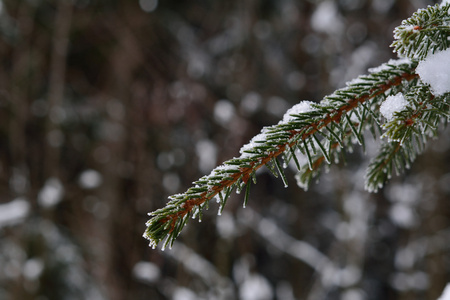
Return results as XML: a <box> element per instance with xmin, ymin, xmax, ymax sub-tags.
<box><xmin>144</xmin><ymin>3</ymin><xmax>450</xmax><ymax>250</ymax></box>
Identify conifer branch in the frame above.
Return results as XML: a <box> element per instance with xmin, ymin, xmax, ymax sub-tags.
<box><xmin>144</xmin><ymin>3</ymin><xmax>450</xmax><ymax>249</ymax></box>
<box><xmin>144</xmin><ymin>61</ymin><xmax>418</xmax><ymax>249</ymax></box>
<box><xmin>392</xmin><ymin>3</ymin><xmax>450</xmax><ymax>60</ymax></box>
<box><xmin>366</xmin><ymin>84</ymin><xmax>450</xmax><ymax>192</ymax></box>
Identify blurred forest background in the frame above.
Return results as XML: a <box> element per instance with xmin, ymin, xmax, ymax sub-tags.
<box><xmin>0</xmin><ymin>0</ymin><xmax>449</xmax><ymax>299</ymax></box>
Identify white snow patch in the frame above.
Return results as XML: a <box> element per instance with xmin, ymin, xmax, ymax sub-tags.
<box><xmin>368</xmin><ymin>58</ymin><xmax>411</xmax><ymax>74</ymax></box>
<box><xmin>240</xmin><ymin>92</ymin><xmax>262</xmax><ymax>115</ymax></box>
<box><xmin>380</xmin><ymin>93</ymin><xmax>409</xmax><ymax>121</ymax></box>
<box><xmin>23</xmin><ymin>258</ymin><xmax>44</xmax><ymax>280</ymax></box>
<box><xmin>438</xmin><ymin>284</ymin><xmax>450</xmax><ymax>300</ymax></box>
<box><xmin>311</xmin><ymin>1</ymin><xmax>344</xmax><ymax>35</ymax></box>
<box><xmin>279</xmin><ymin>101</ymin><xmax>316</xmax><ymax>124</ymax></box>
<box><xmin>214</xmin><ymin>99</ymin><xmax>236</xmax><ymax>126</ymax></box>
<box><xmin>0</xmin><ymin>198</ymin><xmax>30</xmax><ymax>227</ymax></box>
<box><xmin>215</xmin><ymin>163</ymin><xmax>239</xmax><ymax>172</ymax></box>
<box><xmin>196</xmin><ymin>139</ymin><xmax>218</xmax><ymax>173</ymax></box>
<box><xmin>239</xmin><ymin>273</ymin><xmax>273</xmax><ymax>300</ymax></box>
<box><xmin>416</xmin><ymin>48</ymin><xmax>450</xmax><ymax>96</ymax></box>
<box><xmin>216</xmin><ymin>211</ymin><xmax>236</xmax><ymax>238</ymax></box>
<box><xmin>172</xmin><ymin>287</ymin><xmax>197</xmax><ymax>300</ymax></box>
<box><xmin>441</xmin><ymin>0</ymin><xmax>450</xmax><ymax>7</ymax></box>
<box><xmin>78</xmin><ymin>169</ymin><xmax>103</xmax><ymax>189</ymax></box>
<box><xmin>133</xmin><ymin>261</ymin><xmax>160</xmax><ymax>283</ymax></box>
<box><xmin>239</xmin><ymin>129</ymin><xmax>268</xmax><ymax>157</ymax></box>
<box><xmin>38</xmin><ymin>177</ymin><xmax>64</xmax><ymax>208</ymax></box>
<box><xmin>389</xmin><ymin>203</ymin><xmax>417</xmax><ymax>228</ymax></box>
<box><xmin>341</xmin><ymin>288</ymin><xmax>365</xmax><ymax>300</ymax></box>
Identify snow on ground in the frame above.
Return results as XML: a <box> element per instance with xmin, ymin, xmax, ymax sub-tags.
<box><xmin>416</xmin><ymin>48</ymin><xmax>450</xmax><ymax>96</ymax></box>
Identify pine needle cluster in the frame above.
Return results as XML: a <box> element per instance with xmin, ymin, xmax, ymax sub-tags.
<box><xmin>144</xmin><ymin>3</ymin><xmax>450</xmax><ymax>250</ymax></box>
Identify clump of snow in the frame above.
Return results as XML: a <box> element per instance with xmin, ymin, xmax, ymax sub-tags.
<box><xmin>368</xmin><ymin>58</ymin><xmax>411</xmax><ymax>74</ymax></box>
<box><xmin>416</xmin><ymin>48</ymin><xmax>450</xmax><ymax>96</ymax></box>
<box><xmin>438</xmin><ymin>283</ymin><xmax>450</xmax><ymax>300</ymax></box>
<box><xmin>239</xmin><ymin>129</ymin><xmax>268</xmax><ymax>157</ymax></box>
<box><xmin>279</xmin><ymin>101</ymin><xmax>316</xmax><ymax>124</ymax></box>
<box><xmin>380</xmin><ymin>93</ymin><xmax>409</xmax><ymax>121</ymax></box>
<box><xmin>441</xmin><ymin>0</ymin><xmax>450</xmax><ymax>7</ymax></box>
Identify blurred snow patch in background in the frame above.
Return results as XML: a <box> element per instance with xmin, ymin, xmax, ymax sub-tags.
<box><xmin>214</xmin><ymin>99</ymin><xmax>236</xmax><ymax>127</ymax></box>
<box><xmin>196</xmin><ymin>139</ymin><xmax>218</xmax><ymax>173</ymax></box>
<box><xmin>438</xmin><ymin>283</ymin><xmax>450</xmax><ymax>300</ymax></box>
<box><xmin>133</xmin><ymin>261</ymin><xmax>160</xmax><ymax>283</ymax></box>
<box><xmin>239</xmin><ymin>273</ymin><xmax>273</xmax><ymax>300</ymax></box>
<box><xmin>172</xmin><ymin>287</ymin><xmax>198</xmax><ymax>300</ymax></box>
<box><xmin>240</xmin><ymin>92</ymin><xmax>262</xmax><ymax>116</ymax></box>
<box><xmin>78</xmin><ymin>169</ymin><xmax>103</xmax><ymax>189</ymax></box>
<box><xmin>38</xmin><ymin>178</ymin><xmax>64</xmax><ymax>208</ymax></box>
<box><xmin>0</xmin><ymin>198</ymin><xmax>30</xmax><ymax>227</ymax></box>
<box><xmin>311</xmin><ymin>1</ymin><xmax>345</xmax><ymax>35</ymax></box>
<box><xmin>139</xmin><ymin>0</ymin><xmax>158</xmax><ymax>12</ymax></box>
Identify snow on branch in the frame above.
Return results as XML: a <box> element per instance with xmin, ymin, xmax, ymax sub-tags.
<box><xmin>144</xmin><ymin>60</ymin><xmax>418</xmax><ymax>249</ymax></box>
<box><xmin>416</xmin><ymin>48</ymin><xmax>450</xmax><ymax>96</ymax></box>
<box><xmin>392</xmin><ymin>2</ymin><xmax>450</xmax><ymax>60</ymax></box>
<box><xmin>144</xmin><ymin>3</ymin><xmax>450</xmax><ymax>249</ymax></box>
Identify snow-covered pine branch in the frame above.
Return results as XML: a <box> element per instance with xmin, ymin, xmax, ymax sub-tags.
<box><xmin>392</xmin><ymin>2</ymin><xmax>450</xmax><ymax>60</ymax></box>
<box><xmin>144</xmin><ymin>3</ymin><xmax>450</xmax><ymax>250</ymax></box>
